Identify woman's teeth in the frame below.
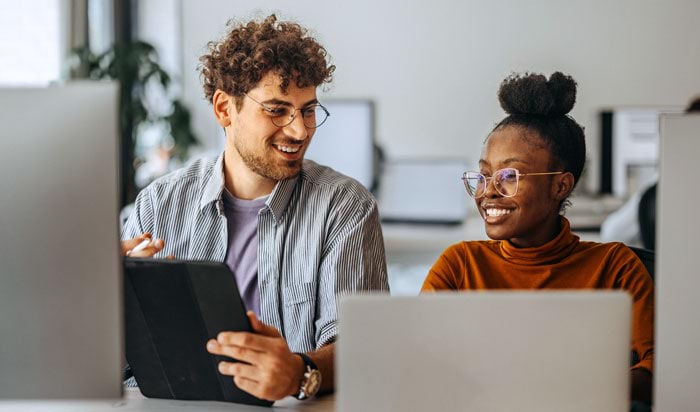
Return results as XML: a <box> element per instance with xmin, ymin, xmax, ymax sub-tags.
<box><xmin>485</xmin><ymin>208</ymin><xmax>512</xmax><ymax>217</ymax></box>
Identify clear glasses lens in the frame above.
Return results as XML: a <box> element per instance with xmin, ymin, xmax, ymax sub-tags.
<box><xmin>495</xmin><ymin>168</ymin><xmax>519</xmax><ymax>197</ymax></box>
<box><xmin>464</xmin><ymin>172</ymin><xmax>486</xmax><ymax>198</ymax></box>
<box><xmin>270</xmin><ymin>104</ymin><xmax>329</xmax><ymax>128</ymax></box>
<box><xmin>463</xmin><ymin>168</ymin><xmax>520</xmax><ymax>198</ymax></box>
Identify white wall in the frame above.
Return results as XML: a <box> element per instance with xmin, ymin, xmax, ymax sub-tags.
<box><xmin>178</xmin><ymin>0</ymin><xmax>700</xmax><ymax>192</ymax></box>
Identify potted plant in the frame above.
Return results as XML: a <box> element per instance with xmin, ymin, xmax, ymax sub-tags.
<box><xmin>69</xmin><ymin>41</ymin><xmax>198</xmax><ymax>206</ymax></box>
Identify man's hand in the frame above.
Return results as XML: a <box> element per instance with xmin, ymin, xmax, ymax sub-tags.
<box><xmin>120</xmin><ymin>233</ymin><xmax>165</xmax><ymax>258</ymax></box>
<box><xmin>206</xmin><ymin>311</ymin><xmax>306</xmax><ymax>401</ymax></box>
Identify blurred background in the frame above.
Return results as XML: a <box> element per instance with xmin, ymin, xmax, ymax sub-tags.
<box><xmin>2</xmin><ymin>0</ymin><xmax>699</xmax><ymax>293</ymax></box>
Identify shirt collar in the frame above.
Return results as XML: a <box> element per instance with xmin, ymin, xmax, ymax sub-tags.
<box><xmin>199</xmin><ymin>152</ymin><xmax>299</xmax><ymax>224</ymax></box>
<box><xmin>200</xmin><ymin>153</ymin><xmax>226</xmax><ymax>211</ymax></box>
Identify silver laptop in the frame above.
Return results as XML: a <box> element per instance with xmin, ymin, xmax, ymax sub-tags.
<box><xmin>0</xmin><ymin>82</ymin><xmax>122</xmax><ymax>398</ymax></box>
<box><xmin>338</xmin><ymin>291</ymin><xmax>630</xmax><ymax>412</ymax></box>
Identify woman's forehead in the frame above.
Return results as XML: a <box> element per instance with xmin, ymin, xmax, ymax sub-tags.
<box><xmin>480</xmin><ymin>128</ymin><xmax>551</xmax><ymax>168</ymax></box>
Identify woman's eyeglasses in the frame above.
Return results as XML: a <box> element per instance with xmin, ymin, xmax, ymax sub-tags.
<box><xmin>462</xmin><ymin>168</ymin><xmax>564</xmax><ymax>199</ymax></box>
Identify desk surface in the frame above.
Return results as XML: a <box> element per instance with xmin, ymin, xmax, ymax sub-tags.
<box><xmin>0</xmin><ymin>388</ymin><xmax>335</xmax><ymax>412</ymax></box>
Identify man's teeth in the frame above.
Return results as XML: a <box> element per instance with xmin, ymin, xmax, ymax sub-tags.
<box><xmin>485</xmin><ymin>208</ymin><xmax>512</xmax><ymax>217</ymax></box>
<box><xmin>276</xmin><ymin>145</ymin><xmax>300</xmax><ymax>153</ymax></box>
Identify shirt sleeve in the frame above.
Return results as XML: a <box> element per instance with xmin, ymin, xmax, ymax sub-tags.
<box><xmin>421</xmin><ymin>243</ymin><xmax>465</xmax><ymax>291</ymax></box>
<box><xmin>612</xmin><ymin>244</ymin><xmax>655</xmax><ymax>373</ymax></box>
<box><xmin>121</xmin><ymin>186</ymin><xmax>155</xmax><ymax>240</ymax></box>
<box><xmin>314</xmin><ymin>198</ymin><xmax>389</xmax><ymax>349</ymax></box>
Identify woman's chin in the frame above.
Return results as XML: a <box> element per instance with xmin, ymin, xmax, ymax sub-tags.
<box><xmin>484</xmin><ymin>224</ymin><xmax>512</xmax><ymax>241</ymax></box>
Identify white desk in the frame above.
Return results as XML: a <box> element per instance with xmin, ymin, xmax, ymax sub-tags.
<box><xmin>0</xmin><ymin>388</ymin><xmax>335</xmax><ymax>411</ymax></box>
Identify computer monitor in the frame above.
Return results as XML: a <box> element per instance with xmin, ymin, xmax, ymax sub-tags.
<box><xmin>305</xmin><ymin>99</ymin><xmax>376</xmax><ymax>191</ymax></box>
<box><xmin>599</xmin><ymin>107</ymin><xmax>683</xmax><ymax>197</ymax></box>
<box><xmin>655</xmin><ymin>114</ymin><xmax>700</xmax><ymax>410</ymax></box>
<box><xmin>0</xmin><ymin>82</ymin><xmax>123</xmax><ymax>398</ymax></box>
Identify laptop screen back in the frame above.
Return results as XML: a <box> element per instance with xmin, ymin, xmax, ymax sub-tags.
<box><xmin>339</xmin><ymin>292</ymin><xmax>630</xmax><ymax>412</ymax></box>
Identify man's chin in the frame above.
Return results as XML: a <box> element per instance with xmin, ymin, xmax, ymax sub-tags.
<box><xmin>266</xmin><ymin>163</ymin><xmax>302</xmax><ymax>181</ymax></box>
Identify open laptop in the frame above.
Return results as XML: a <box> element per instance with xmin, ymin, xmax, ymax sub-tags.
<box><xmin>338</xmin><ymin>291</ymin><xmax>631</xmax><ymax>412</ymax></box>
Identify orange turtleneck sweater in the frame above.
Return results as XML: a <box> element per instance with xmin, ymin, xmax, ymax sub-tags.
<box><xmin>421</xmin><ymin>218</ymin><xmax>654</xmax><ymax>373</ymax></box>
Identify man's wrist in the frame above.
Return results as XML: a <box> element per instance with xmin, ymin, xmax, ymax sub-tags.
<box><xmin>289</xmin><ymin>353</ymin><xmax>306</xmax><ymax>397</ymax></box>
<box><xmin>293</xmin><ymin>353</ymin><xmax>322</xmax><ymax>400</ymax></box>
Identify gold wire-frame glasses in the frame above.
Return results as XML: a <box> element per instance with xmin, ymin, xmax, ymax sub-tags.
<box><xmin>462</xmin><ymin>168</ymin><xmax>564</xmax><ymax>198</ymax></box>
<box><xmin>244</xmin><ymin>94</ymin><xmax>330</xmax><ymax>128</ymax></box>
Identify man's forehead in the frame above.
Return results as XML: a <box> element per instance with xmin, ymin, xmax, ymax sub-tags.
<box><xmin>251</xmin><ymin>74</ymin><xmax>317</xmax><ymax>103</ymax></box>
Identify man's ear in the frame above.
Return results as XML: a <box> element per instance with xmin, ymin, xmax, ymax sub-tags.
<box><xmin>554</xmin><ymin>172</ymin><xmax>575</xmax><ymax>201</ymax></box>
<box><xmin>212</xmin><ymin>90</ymin><xmax>233</xmax><ymax>127</ymax></box>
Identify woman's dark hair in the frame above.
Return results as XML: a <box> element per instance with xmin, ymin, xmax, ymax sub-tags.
<box><xmin>198</xmin><ymin>14</ymin><xmax>335</xmax><ymax>110</ymax></box>
<box><xmin>493</xmin><ymin>72</ymin><xmax>587</xmax><ymax>197</ymax></box>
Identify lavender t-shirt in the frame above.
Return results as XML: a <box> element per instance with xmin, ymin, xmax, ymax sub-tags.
<box><xmin>222</xmin><ymin>190</ymin><xmax>268</xmax><ymax>317</ymax></box>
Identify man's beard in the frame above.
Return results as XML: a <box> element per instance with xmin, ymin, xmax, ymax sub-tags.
<box><xmin>234</xmin><ymin>138</ymin><xmax>303</xmax><ymax>181</ymax></box>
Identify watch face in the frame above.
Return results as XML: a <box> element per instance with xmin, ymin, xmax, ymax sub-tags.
<box><xmin>304</xmin><ymin>369</ymin><xmax>322</xmax><ymax>397</ymax></box>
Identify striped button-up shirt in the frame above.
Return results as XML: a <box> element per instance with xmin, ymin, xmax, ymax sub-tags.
<box><xmin>122</xmin><ymin>154</ymin><xmax>389</xmax><ymax>353</ymax></box>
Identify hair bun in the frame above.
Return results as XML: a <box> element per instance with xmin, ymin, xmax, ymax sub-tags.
<box><xmin>498</xmin><ymin>71</ymin><xmax>577</xmax><ymax>116</ymax></box>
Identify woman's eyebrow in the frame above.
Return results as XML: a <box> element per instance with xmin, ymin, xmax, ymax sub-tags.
<box><xmin>479</xmin><ymin>158</ymin><xmax>528</xmax><ymax>167</ymax></box>
<box><xmin>501</xmin><ymin>157</ymin><xmax>527</xmax><ymax>166</ymax></box>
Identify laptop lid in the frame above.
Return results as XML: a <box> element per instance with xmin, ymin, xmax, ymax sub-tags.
<box><xmin>338</xmin><ymin>291</ymin><xmax>630</xmax><ymax>412</ymax></box>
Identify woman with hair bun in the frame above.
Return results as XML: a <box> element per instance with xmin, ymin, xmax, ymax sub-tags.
<box><xmin>421</xmin><ymin>72</ymin><xmax>654</xmax><ymax>405</ymax></box>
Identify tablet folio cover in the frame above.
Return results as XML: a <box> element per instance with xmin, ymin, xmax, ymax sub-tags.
<box><xmin>123</xmin><ymin>258</ymin><xmax>273</xmax><ymax>406</ymax></box>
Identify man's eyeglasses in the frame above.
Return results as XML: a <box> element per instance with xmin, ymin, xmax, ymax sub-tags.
<box><xmin>462</xmin><ymin>168</ymin><xmax>564</xmax><ymax>199</ymax></box>
<box><xmin>245</xmin><ymin>94</ymin><xmax>330</xmax><ymax>128</ymax></box>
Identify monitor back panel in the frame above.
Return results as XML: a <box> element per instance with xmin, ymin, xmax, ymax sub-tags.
<box><xmin>338</xmin><ymin>292</ymin><xmax>630</xmax><ymax>412</ymax></box>
<box><xmin>655</xmin><ymin>114</ymin><xmax>700</xmax><ymax>410</ymax></box>
<box><xmin>0</xmin><ymin>82</ymin><xmax>122</xmax><ymax>398</ymax></box>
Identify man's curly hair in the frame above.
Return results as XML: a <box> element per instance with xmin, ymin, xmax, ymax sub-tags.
<box><xmin>199</xmin><ymin>14</ymin><xmax>335</xmax><ymax>110</ymax></box>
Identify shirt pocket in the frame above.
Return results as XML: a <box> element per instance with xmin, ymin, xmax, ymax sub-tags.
<box><xmin>283</xmin><ymin>282</ymin><xmax>317</xmax><ymax>306</ymax></box>
<box><xmin>282</xmin><ymin>282</ymin><xmax>317</xmax><ymax>352</ymax></box>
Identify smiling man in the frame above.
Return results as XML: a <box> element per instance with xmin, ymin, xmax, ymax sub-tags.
<box><xmin>121</xmin><ymin>15</ymin><xmax>389</xmax><ymax>401</ymax></box>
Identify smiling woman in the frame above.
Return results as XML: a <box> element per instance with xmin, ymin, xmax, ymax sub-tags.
<box><xmin>421</xmin><ymin>72</ymin><xmax>655</xmax><ymax>405</ymax></box>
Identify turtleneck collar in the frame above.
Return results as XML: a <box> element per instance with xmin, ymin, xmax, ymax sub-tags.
<box><xmin>499</xmin><ymin>217</ymin><xmax>579</xmax><ymax>265</ymax></box>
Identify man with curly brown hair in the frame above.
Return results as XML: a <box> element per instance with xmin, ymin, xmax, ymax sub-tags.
<box><xmin>121</xmin><ymin>15</ymin><xmax>389</xmax><ymax>402</ymax></box>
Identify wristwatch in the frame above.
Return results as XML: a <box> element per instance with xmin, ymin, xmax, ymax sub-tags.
<box><xmin>295</xmin><ymin>353</ymin><xmax>322</xmax><ymax>400</ymax></box>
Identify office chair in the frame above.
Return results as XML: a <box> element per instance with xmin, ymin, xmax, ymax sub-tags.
<box><xmin>638</xmin><ymin>183</ymin><xmax>657</xmax><ymax>250</ymax></box>
<box><xmin>628</xmin><ymin>246</ymin><xmax>655</xmax><ymax>282</ymax></box>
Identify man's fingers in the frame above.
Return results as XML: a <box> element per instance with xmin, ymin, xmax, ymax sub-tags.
<box><xmin>120</xmin><ymin>233</ymin><xmax>152</xmax><ymax>256</ymax></box>
<box><xmin>217</xmin><ymin>361</ymin><xmax>260</xmax><ymax>382</ymax></box>
<box><xmin>247</xmin><ymin>311</ymin><xmax>282</xmax><ymax>338</ymax></box>
<box><xmin>207</xmin><ymin>339</ymin><xmax>263</xmax><ymax>365</ymax></box>
<box><xmin>216</xmin><ymin>331</ymin><xmax>278</xmax><ymax>352</ymax></box>
<box><xmin>127</xmin><ymin>238</ymin><xmax>165</xmax><ymax>258</ymax></box>
<box><xmin>233</xmin><ymin>375</ymin><xmax>265</xmax><ymax>399</ymax></box>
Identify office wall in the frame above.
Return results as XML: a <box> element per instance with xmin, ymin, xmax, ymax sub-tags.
<box><xmin>178</xmin><ymin>0</ymin><xmax>700</xmax><ymax>192</ymax></box>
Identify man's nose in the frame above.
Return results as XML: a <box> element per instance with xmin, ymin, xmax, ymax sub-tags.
<box><xmin>282</xmin><ymin>112</ymin><xmax>309</xmax><ymax>141</ymax></box>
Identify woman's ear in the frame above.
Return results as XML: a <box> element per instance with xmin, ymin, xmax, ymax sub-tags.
<box><xmin>554</xmin><ymin>172</ymin><xmax>575</xmax><ymax>201</ymax></box>
<box><xmin>212</xmin><ymin>90</ymin><xmax>232</xmax><ymax>127</ymax></box>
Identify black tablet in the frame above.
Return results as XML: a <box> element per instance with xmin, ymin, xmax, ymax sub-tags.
<box><xmin>123</xmin><ymin>258</ymin><xmax>273</xmax><ymax>407</ymax></box>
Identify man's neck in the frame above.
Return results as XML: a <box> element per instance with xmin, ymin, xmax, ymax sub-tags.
<box><xmin>223</xmin><ymin>148</ymin><xmax>277</xmax><ymax>200</ymax></box>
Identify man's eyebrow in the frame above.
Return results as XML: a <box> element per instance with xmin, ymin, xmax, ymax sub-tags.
<box><xmin>260</xmin><ymin>98</ymin><xmax>319</xmax><ymax>107</ymax></box>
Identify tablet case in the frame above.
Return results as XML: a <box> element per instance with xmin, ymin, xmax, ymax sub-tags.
<box><xmin>123</xmin><ymin>258</ymin><xmax>273</xmax><ymax>407</ymax></box>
